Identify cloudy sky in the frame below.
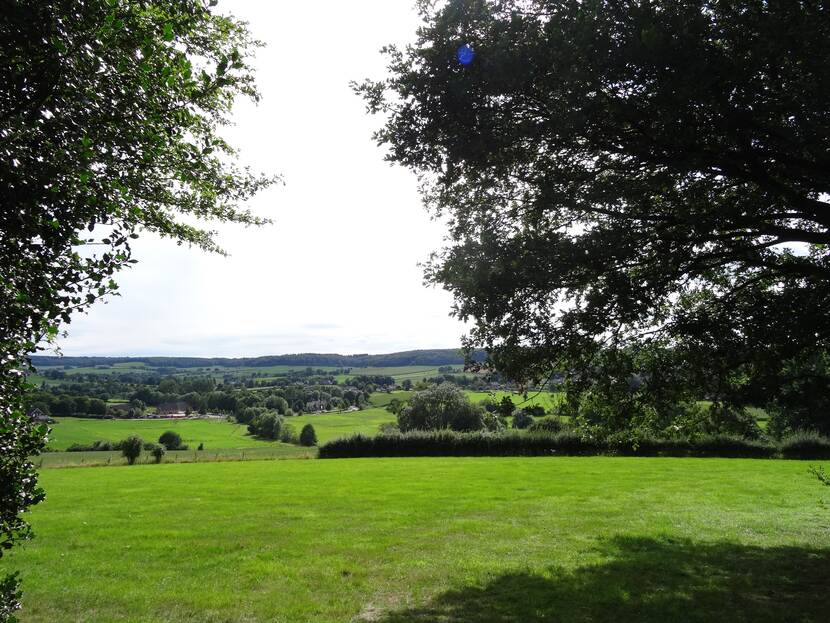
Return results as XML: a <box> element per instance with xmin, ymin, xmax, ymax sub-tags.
<box><xmin>56</xmin><ymin>1</ymin><xmax>469</xmax><ymax>358</ymax></box>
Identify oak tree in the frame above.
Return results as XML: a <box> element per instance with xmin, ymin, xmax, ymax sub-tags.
<box><xmin>357</xmin><ymin>0</ymin><xmax>830</xmax><ymax>427</ymax></box>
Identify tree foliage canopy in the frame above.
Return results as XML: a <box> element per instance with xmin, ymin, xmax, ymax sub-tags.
<box><xmin>1</xmin><ymin>0</ymin><xmax>274</xmax><ymax>616</ymax></box>
<box><xmin>357</xmin><ymin>0</ymin><xmax>830</xmax><ymax>418</ymax></box>
<box><xmin>398</xmin><ymin>383</ymin><xmax>488</xmax><ymax>432</ymax></box>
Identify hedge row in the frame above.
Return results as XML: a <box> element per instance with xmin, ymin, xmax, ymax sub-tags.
<box><xmin>319</xmin><ymin>430</ymin><xmax>830</xmax><ymax>460</ymax></box>
<box><xmin>65</xmin><ymin>439</ymin><xmax>188</xmax><ymax>452</ymax></box>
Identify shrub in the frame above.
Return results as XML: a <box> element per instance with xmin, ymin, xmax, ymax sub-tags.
<box><xmin>197</xmin><ymin>442</ymin><xmax>204</xmax><ymax>451</ymax></box>
<box><xmin>319</xmin><ymin>430</ymin><xmax>601</xmax><ymax>459</ymax></box>
<box><xmin>528</xmin><ymin>417</ymin><xmax>565</xmax><ymax>435</ymax></box>
<box><xmin>121</xmin><ymin>436</ymin><xmax>143</xmax><ymax>465</ymax></box>
<box><xmin>319</xmin><ymin>430</ymin><xmax>787</xmax><ymax>459</ymax></box>
<box><xmin>236</xmin><ymin>406</ymin><xmax>268</xmax><ymax>425</ymax></box>
<box><xmin>483</xmin><ymin>412</ymin><xmax>506</xmax><ymax>432</ymax></box>
<box><xmin>480</xmin><ymin>398</ymin><xmax>499</xmax><ymax>413</ymax></box>
<box><xmin>691</xmin><ymin>434</ymin><xmax>776</xmax><ymax>458</ymax></box>
<box><xmin>279</xmin><ymin>422</ymin><xmax>299</xmax><ymax>444</ymax></box>
<box><xmin>378</xmin><ymin>422</ymin><xmax>400</xmax><ymax>434</ymax></box>
<box><xmin>247</xmin><ymin>411</ymin><xmax>283</xmax><ymax>440</ymax></box>
<box><xmin>511</xmin><ymin>410</ymin><xmax>534</xmax><ymax>429</ymax></box>
<box><xmin>705</xmin><ymin>403</ymin><xmax>763</xmax><ymax>440</ymax></box>
<box><xmin>67</xmin><ymin>439</ymin><xmax>116</xmax><ymax>452</ymax></box>
<box><xmin>150</xmin><ymin>444</ymin><xmax>165</xmax><ymax>464</ymax></box>
<box><xmin>497</xmin><ymin>396</ymin><xmax>515</xmax><ymax>417</ymax></box>
<box><xmin>779</xmin><ymin>431</ymin><xmax>830</xmax><ymax>460</ymax></box>
<box><xmin>299</xmin><ymin>424</ymin><xmax>318</xmax><ymax>446</ymax></box>
<box><xmin>158</xmin><ymin>430</ymin><xmax>183</xmax><ymax>451</ymax></box>
<box><xmin>524</xmin><ymin>404</ymin><xmax>546</xmax><ymax>417</ymax></box>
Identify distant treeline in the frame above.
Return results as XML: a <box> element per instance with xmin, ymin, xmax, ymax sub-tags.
<box><xmin>30</xmin><ymin>348</ymin><xmax>486</xmax><ymax>369</ymax></box>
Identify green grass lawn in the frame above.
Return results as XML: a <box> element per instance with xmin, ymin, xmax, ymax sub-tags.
<box><xmin>45</xmin><ymin>417</ymin><xmax>272</xmax><ymax>450</ymax></box>
<box><xmin>369</xmin><ymin>390</ymin><xmax>413</xmax><ymax>407</ymax></box>
<box><xmin>289</xmin><ymin>407</ymin><xmax>396</xmax><ymax>444</ymax></box>
<box><xmin>9</xmin><ymin>457</ymin><xmax>829</xmax><ymax>622</ymax></box>
<box><xmin>45</xmin><ymin>407</ymin><xmax>396</xmax><ymax>453</ymax></box>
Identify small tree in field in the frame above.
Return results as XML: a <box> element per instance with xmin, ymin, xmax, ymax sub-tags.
<box><xmin>512</xmin><ymin>410</ymin><xmax>533</xmax><ymax>430</ymax></box>
<box><xmin>121</xmin><ymin>436</ymin><xmax>143</xmax><ymax>465</ymax></box>
<box><xmin>299</xmin><ymin>424</ymin><xmax>317</xmax><ymax>446</ymax></box>
<box><xmin>398</xmin><ymin>383</ymin><xmax>486</xmax><ymax>432</ymax></box>
<box><xmin>158</xmin><ymin>430</ymin><xmax>183</xmax><ymax>451</ymax></box>
<box><xmin>497</xmin><ymin>396</ymin><xmax>515</xmax><ymax>418</ymax></box>
<box><xmin>150</xmin><ymin>445</ymin><xmax>165</xmax><ymax>464</ymax></box>
<box><xmin>279</xmin><ymin>422</ymin><xmax>299</xmax><ymax>444</ymax></box>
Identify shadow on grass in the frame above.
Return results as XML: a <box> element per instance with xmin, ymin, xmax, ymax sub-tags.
<box><xmin>374</xmin><ymin>536</ymin><xmax>830</xmax><ymax>623</ymax></box>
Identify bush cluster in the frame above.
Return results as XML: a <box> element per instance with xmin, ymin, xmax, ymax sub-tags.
<box><xmin>778</xmin><ymin>430</ymin><xmax>830</xmax><ymax>459</ymax></box>
<box><xmin>319</xmin><ymin>430</ymin><xmax>830</xmax><ymax>460</ymax></box>
<box><xmin>299</xmin><ymin>424</ymin><xmax>317</xmax><ymax>446</ymax></box>
<box><xmin>527</xmin><ymin>417</ymin><xmax>566</xmax><ymax>434</ymax></box>
<box><xmin>511</xmin><ymin>410</ymin><xmax>534</xmax><ymax>429</ymax></box>
<box><xmin>66</xmin><ymin>438</ymin><xmax>182</xmax><ymax>452</ymax></box>
<box><xmin>158</xmin><ymin>430</ymin><xmax>188</xmax><ymax>451</ymax></box>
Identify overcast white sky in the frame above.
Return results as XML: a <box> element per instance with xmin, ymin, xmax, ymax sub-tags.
<box><xmin>55</xmin><ymin>1</ymin><xmax>468</xmax><ymax>358</ymax></box>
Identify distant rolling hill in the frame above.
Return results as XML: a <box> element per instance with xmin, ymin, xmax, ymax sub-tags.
<box><xmin>30</xmin><ymin>348</ymin><xmax>487</xmax><ymax>369</ymax></box>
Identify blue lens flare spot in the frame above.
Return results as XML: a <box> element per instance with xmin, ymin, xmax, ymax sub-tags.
<box><xmin>457</xmin><ymin>44</ymin><xmax>475</xmax><ymax>66</ymax></box>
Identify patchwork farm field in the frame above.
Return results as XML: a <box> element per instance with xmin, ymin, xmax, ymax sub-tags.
<box><xmin>10</xmin><ymin>457</ymin><xmax>830</xmax><ymax>623</ymax></box>
<box><xmin>44</xmin><ymin>408</ymin><xmax>397</xmax><ymax>454</ymax></box>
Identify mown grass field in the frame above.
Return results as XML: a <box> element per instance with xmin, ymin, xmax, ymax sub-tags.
<box><xmin>9</xmin><ymin>456</ymin><xmax>829</xmax><ymax>622</ymax></box>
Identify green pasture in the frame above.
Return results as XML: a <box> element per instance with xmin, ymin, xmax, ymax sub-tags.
<box><xmin>289</xmin><ymin>407</ymin><xmax>396</xmax><ymax>444</ymax></box>
<box><xmin>45</xmin><ymin>407</ymin><xmax>397</xmax><ymax>452</ymax></box>
<box><xmin>9</xmin><ymin>456</ymin><xmax>829</xmax><ymax>622</ymax></box>
<box><xmin>347</xmin><ymin>365</ymin><xmax>439</xmax><ymax>377</ymax></box>
<box><xmin>465</xmin><ymin>390</ymin><xmax>563</xmax><ymax>412</ymax></box>
<box><xmin>368</xmin><ymin>391</ymin><xmax>413</xmax><ymax>407</ymax></box>
<box><xmin>45</xmin><ymin>417</ymin><xmax>271</xmax><ymax>451</ymax></box>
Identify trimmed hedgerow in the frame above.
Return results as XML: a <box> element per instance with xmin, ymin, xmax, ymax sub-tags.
<box><xmin>319</xmin><ymin>430</ymin><xmax>827</xmax><ymax>459</ymax></box>
<box><xmin>779</xmin><ymin>430</ymin><xmax>830</xmax><ymax>460</ymax></box>
<box><xmin>527</xmin><ymin>417</ymin><xmax>566</xmax><ymax>435</ymax></box>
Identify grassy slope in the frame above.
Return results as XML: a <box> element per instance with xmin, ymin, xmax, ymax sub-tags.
<box><xmin>10</xmin><ymin>457</ymin><xmax>830</xmax><ymax>623</ymax></box>
<box><xmin>289</xmin><ymin>407</ymin><xmax>395</xmax><ymax>444</ymax></box>
<box><xmin>46</xmin><ymin>407</ymin><xmax>396</xmax><ymax>451</ymax></box>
